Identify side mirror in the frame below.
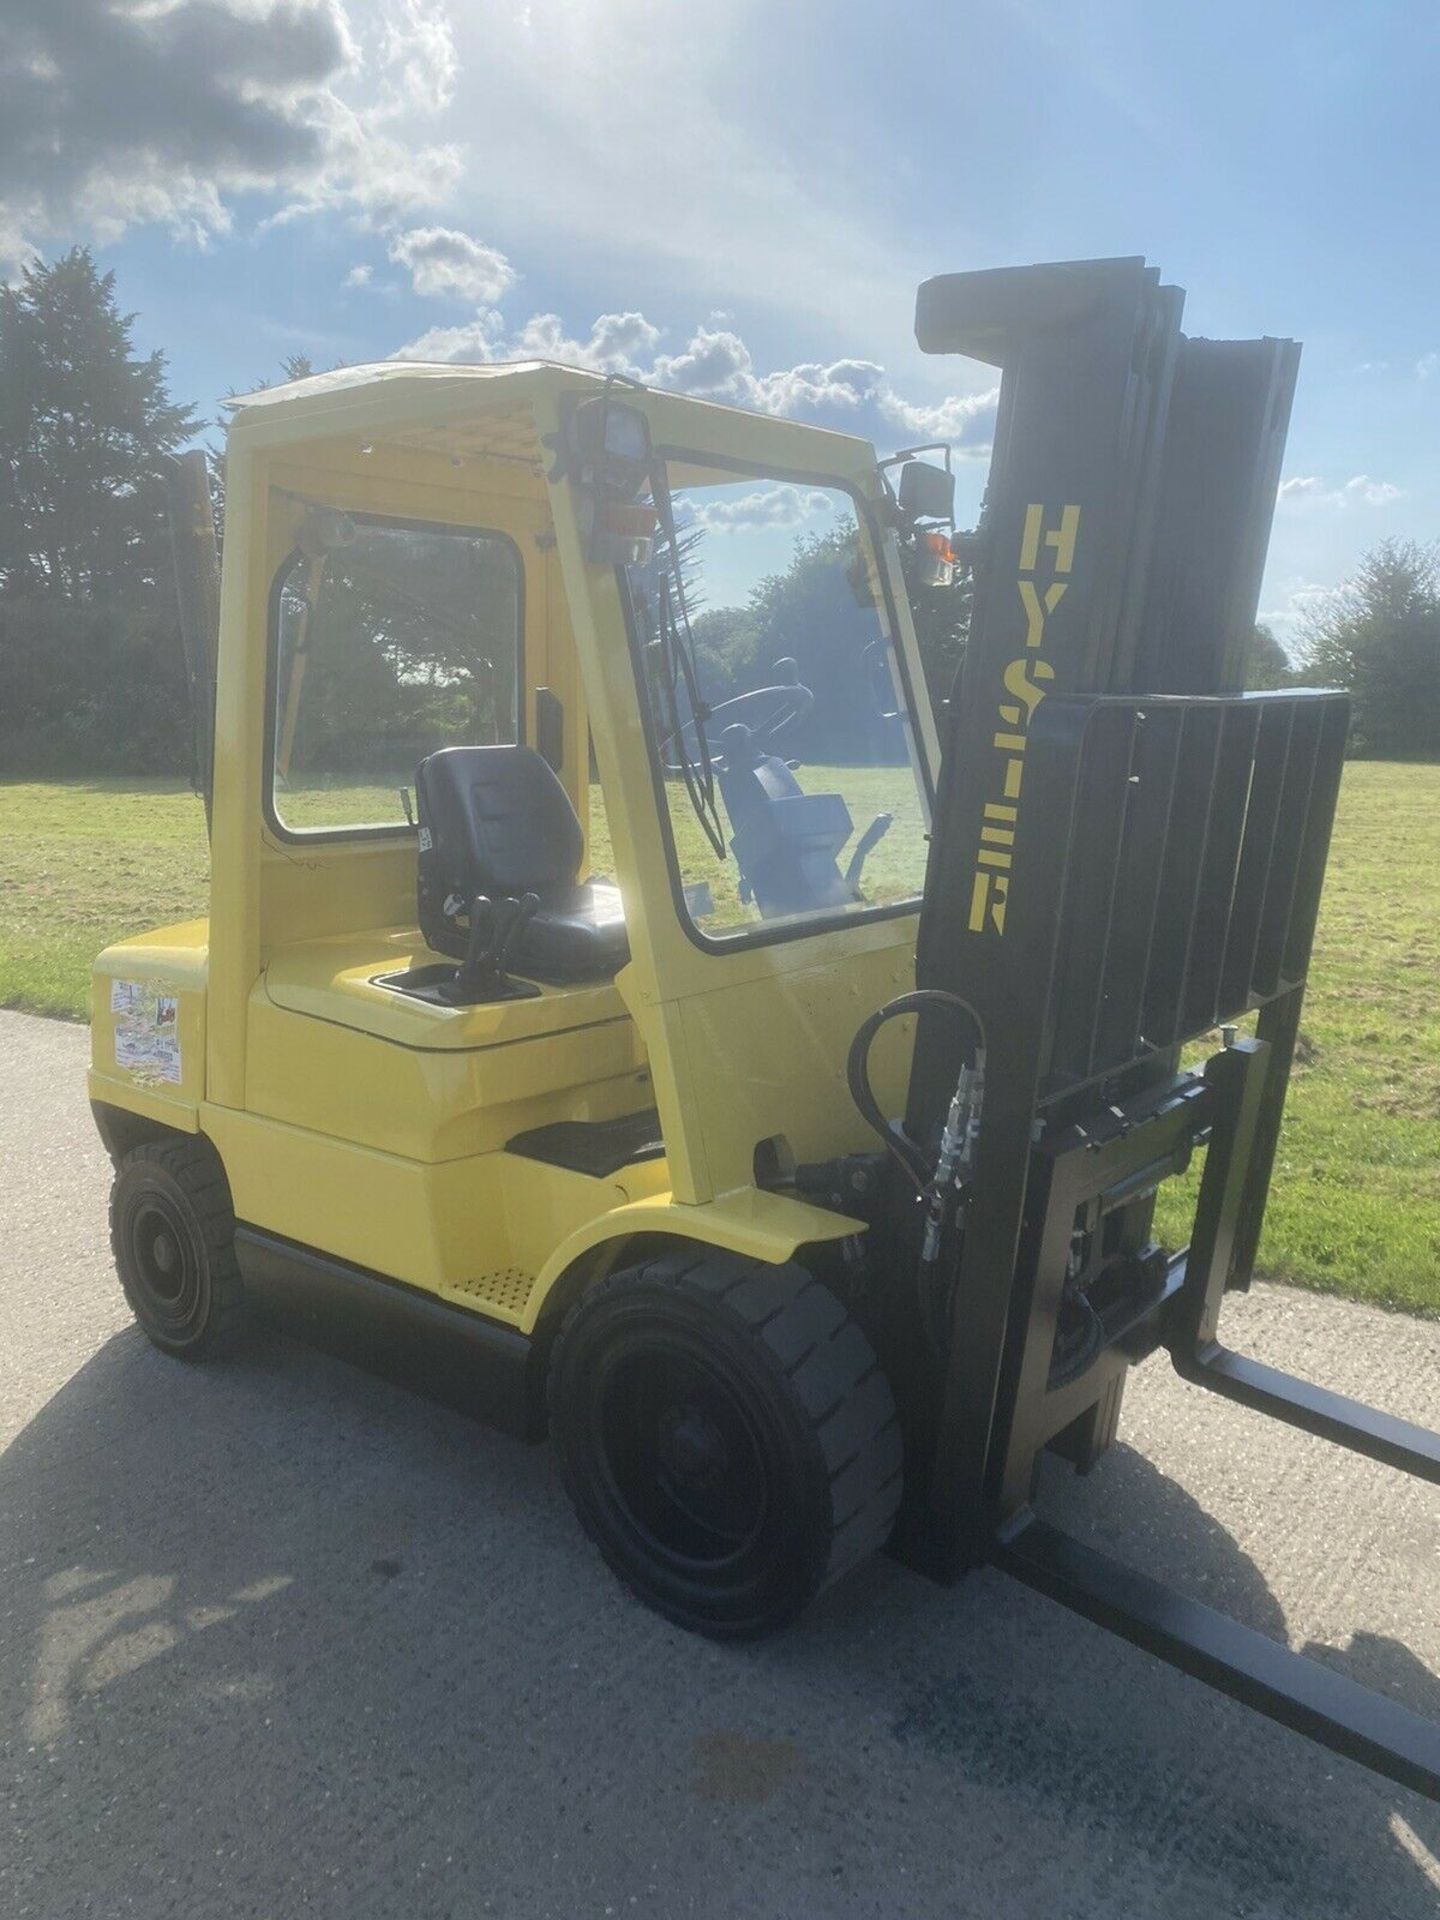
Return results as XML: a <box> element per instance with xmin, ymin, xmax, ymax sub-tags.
<box><xmin>897</xmin><ymin>459</ymin><xmax>955</xmax><ymax>523</ymax></box>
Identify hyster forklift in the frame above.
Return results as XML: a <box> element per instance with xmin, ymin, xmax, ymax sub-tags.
<box><xmin>92</xmin><ymin>257</ymin><xmax>1440</xmax><ymax>1798</ymax></box>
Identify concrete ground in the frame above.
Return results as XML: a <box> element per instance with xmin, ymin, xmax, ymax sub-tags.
<box><xmin>1</xmin><ymin>1005</ymin><xmax>1437</xmax><ymax>1920</ymax></box>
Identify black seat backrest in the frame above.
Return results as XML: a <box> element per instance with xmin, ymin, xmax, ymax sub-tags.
<box><xmin>715</xmin><ymin>744</ymin><xmax>855</xmax><ymax>918</ymax></box>
<box><xmin>416</xmin><ymin>746</ymin><xmax>583</xmax><ymax>948</ymax></box>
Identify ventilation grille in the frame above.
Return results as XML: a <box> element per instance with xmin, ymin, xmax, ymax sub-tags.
<box><xmin>446</xmin><ymin>1267</ymin><xmax>534</xmax><ymax>1316</ymax></box>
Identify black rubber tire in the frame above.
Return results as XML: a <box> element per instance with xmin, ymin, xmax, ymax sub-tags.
<box><xmin>110</xmin><ymin>1137</ymin><xmax>247</xmax><ymax>1358</ymax></box>
<box><xmin>548</xmin><ymin>1251</ymin><xmax>902</xmax><ymax>1638</ymax></box>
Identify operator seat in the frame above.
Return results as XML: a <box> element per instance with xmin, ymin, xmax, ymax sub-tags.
<box><xmin>715</xmin><ymin>722</ymin><xmax>861</xmax><ymax>917</ymax></box>
<box><xmin>415</xmin><ymin>745</ymin><xmax>628</xmax><ymax>984</ymax></box>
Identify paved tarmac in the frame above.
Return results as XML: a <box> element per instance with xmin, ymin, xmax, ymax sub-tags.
<box><xmin>1</xmin><ymin>1004</ymin><xmax>1437</xmax><ymax>1919</ymax></box>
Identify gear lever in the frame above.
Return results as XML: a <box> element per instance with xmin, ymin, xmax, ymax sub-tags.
<box><xmin>441</xmin><ymin>891</ymin><xmax>542</xmax><ymax>1004</ymax></box>
<box><xmin>449</xmin><ymin>894</ymin><xmax>495</xmax><ymax>1000</ymax></box>
<box><xmin>492</xmin><ymin>892</ymin><xmax>541</xmax><ymax>978</ymax></box>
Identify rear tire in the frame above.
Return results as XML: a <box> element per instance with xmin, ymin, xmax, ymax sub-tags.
<box><xmin>110</xmin><ymin>1137</ymin><xmax>247</xmax><ymax>1358</ymax></box>
<box><xmin>548</xmin><ymin>1251</ymin><xmax>901</xmax><ymax>1638</ymax></box>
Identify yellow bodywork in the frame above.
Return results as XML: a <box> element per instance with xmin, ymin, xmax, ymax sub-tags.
<box><xmin>89</xmin><ymin>361</ymin><xmax>938</xmax><ymax>1333</ymax></box>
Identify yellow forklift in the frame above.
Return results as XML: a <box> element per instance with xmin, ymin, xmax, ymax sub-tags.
<box><xmin>91</xmin><ymin>258</ymin><xmax>1440</xmax><ymax>1798</ymax></box>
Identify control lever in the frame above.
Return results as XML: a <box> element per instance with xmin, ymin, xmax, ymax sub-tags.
<box><xmin>442</xmin><ymin>891</ymin><xmax>542</xmax><ymax>1005</ymax></box>
<box><xmin>845</xmin><ymin>812</ymin><xmax>893</xmax><ymax>895</ymax></box>
<box><xmin>449</xmin><ymin>894</ymin><xmax>495</xmax><ymax>1000</ymax></box>
<box><xmin>493</xmin><ymin>892</ymin><xmax>541</xmax><ymax>977</ymax></box>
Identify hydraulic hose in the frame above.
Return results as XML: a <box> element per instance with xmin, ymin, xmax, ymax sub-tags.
<box><xmin>845</xmin><ymin>988</ymin><xmax>982</xmax><ymax>1187</ymax></box>
<box><xmin>1048</xmin><ymin>1291</ymin><xmax>1105</xmax><ymax>1390</ymax></box>
<box><xmin>845</xmin><ymin>988</ymin><xmax>984</xmax><ymax>1353</ymax></box>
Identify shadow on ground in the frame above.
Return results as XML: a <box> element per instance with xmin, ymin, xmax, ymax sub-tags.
<box><xmin>2</xmin><ymin>1323</ymin><xmax>1437</xmax><ymax>1919</ymax></box>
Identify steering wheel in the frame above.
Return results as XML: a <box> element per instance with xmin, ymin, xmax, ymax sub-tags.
<box><xmin>659</xmin><ymin>681</ymin><xmax>814</xmax><ymax>773</ymax></box>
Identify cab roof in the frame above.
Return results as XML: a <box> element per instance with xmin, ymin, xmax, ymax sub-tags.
<box><xmin>226</xmin><ymin>357</ymin><xmax>565</xmax><ymax>414</ymax></box>
<box><xmin>224</xmin><ymin>358</ymin><xmax>881</xmax><ymax>480</ymax></box>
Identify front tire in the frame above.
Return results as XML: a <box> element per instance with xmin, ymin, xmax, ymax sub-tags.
<box><xmin>548</xmin><ymin>1252</ymin><xmax>901</xmax><ymax>1638</ymax></box>
<box><xmin>110</xmin><ymin>1137</ymin><xmax>247</xmax><ymax>1358</ymax></box>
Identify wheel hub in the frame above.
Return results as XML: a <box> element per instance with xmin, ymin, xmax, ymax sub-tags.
<box><xmin>133</xmin><ymin>1202</ymin><xmax>192</xmax><ymax>1308</ymax></box>
<box><xmin>658</xmin><ymin>1402</ymin><xmax>728</xmax><ymax>1485</ymax></box>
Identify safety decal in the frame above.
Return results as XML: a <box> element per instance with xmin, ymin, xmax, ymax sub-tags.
<box><xmin>111</xmin><ymin>979</ymin><xmax>183</xmax><ymax>1086</ymax></box>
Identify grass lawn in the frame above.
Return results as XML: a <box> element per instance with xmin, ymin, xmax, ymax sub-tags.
<box><xmin>1156</xmin><ymin>760</ymin><xmax>1440</xmax><ymax>1318</ymax></box>
<box><xmin>0</xmin><ymin>778</ymin><xmax>212</xmax><ymax>1020</ymax></box>
<box><xmin>2</xmin><ymin>762</ymin><xmax>1437</xmax><ymax>1314</ymax></box>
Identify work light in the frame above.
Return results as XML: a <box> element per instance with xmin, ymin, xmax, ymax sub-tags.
<box><xmin>563</xmin><ymin>394</ymin><xmax>657</xmax><ymax>565</ymax></box>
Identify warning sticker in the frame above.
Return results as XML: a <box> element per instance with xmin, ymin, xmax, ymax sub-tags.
<box><xmin>111</xmin><ymin>980</ymin><xmax>183</xmax><ymax>1086</ymax></box>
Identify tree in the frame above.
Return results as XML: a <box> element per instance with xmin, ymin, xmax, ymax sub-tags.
<box><xmin>0</xmin><ymin>249</ymin><xmax>195</xmax><ymax>601</ymax></box>
<box><xmin>0</xmin><ymin>253</ymin><xmax>199</xmax><ymax>773</ymax></box>
<box><xmin>1298</xmin><ymin>540</ymin><xmax>1440</xmax><ymax>758</ymax></box>
<box><xmin>675</xmin><ymin>517</ymin><xmax>963</xmax><ymax>763</ymax></box>
<box><xmin>683</xmin><ymin>527</ymin><xmax>904</xmax><ymax>763</ymax></box>
<box><xmin>276</xmin><ymin>521</ymin><xmax>523</xmax><ymax>777</ymax></box>
<box><xmin>897</xmin><ymin>537</ymin><xmax>971</xmax><ymax>714</ymax></box>
<box><xmin>1245</xmin><ymin>622</ymin><xmax>1294</xmax><ymax>690</ymax></box>
<box><xmin>749</xmin><ymin>528</ymin><xmax>891</xmax><ymax>760</ymax></box>
<box><xmin>689</xmin><ymin>603</ymin><xmax>761</xmax><ymax>703</ymax></box>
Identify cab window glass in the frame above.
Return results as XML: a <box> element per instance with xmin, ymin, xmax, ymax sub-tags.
<box><xmin>271</xmin><ymin>514</ymin><xmax>521</xmax><ymax>834</ymax></box>
<box><xmin>627</xmin><ymin>473</ymin><xmax>929</xmax><ymax>941</ymax></box>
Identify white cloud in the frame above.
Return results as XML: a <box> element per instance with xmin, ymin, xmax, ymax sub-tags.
<box><xmin>268</xmin><ymin>103</ymin><xmax>461</xmax><ymax>234</ymax></box>
<box><xmin>650</xmin><ymin>328</ymin><xmax>883</xmax><ymax>415</ymax></box>
<box><xmin>394</xmin><ymin>307</ymin><xmax>662</xmax><ymax>376</ymax></box>
<box><xmin>380</xmin><ymin>0</ymin><xmax>458</xmax><ymax>114</ymax></box>
<box><xmin>343</xmin><ymin>262</ymin><xmax>373</xmax><ymax>288</ymax></box>
<box><xmin>0</xmin><ymin>0</ymin><xmax>461</xmax><ymax>270</ymax></box>
<box><xmin>389</xmin><ymin>225</ymin><xmax>516</xmax><ymax>304</ymax></box>
<box><xmin>691</xmin><ymin>485</ymin><xmax>833</xmax><ymax>532</ymax></box>
<box><xmin>1417</xmin><ymin>352</ymin><xmax>1439</xmax><ymax>382</ymax></box>
<box><xmin>512</xmin><ymin>311</ymin><xmax>662</xmax><ymax>377</ymax></box>
<box><xmin>880</xmin><ymin>385</ymin><xmax>1001</xmax><ymax>445</ymax></box>
<box><xmin>649</xmin><ymin>327</ymin><xmax>773</xmax><ymax>403</ymax></box>
<box><xmin>394</xmin><ymin>300</ymin><xmax>999</xmax><ymax>461</ymax></box>
<box><xmin>646</xmin><ymin>325</ymin><xmax>996</xmax><ymax>451</ymax></box>
<box><xmin>1278</xmin><ymin>473</ymin><xmax>1404</xmax><ymax>509</ymax></box>
<box><xmin>1258</xmin><ymin>579</ymin><xmax>1333</xmax><ymax>641</ymax></box>
<box><xmin>395</xmin><ymin>310</ymin><xmax>506</xmax><ymax>361</ymax></box>
<box><xmin>1347</xmin><ymin>474</ymin><xmax>1404</xmax><ymax>505</ymax></box>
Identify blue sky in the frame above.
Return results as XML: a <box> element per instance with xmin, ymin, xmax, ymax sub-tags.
<box><xmin>10</xmin><ymin>0</ymin><xmax>1438</xmax><ymax>644</ymax></box>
